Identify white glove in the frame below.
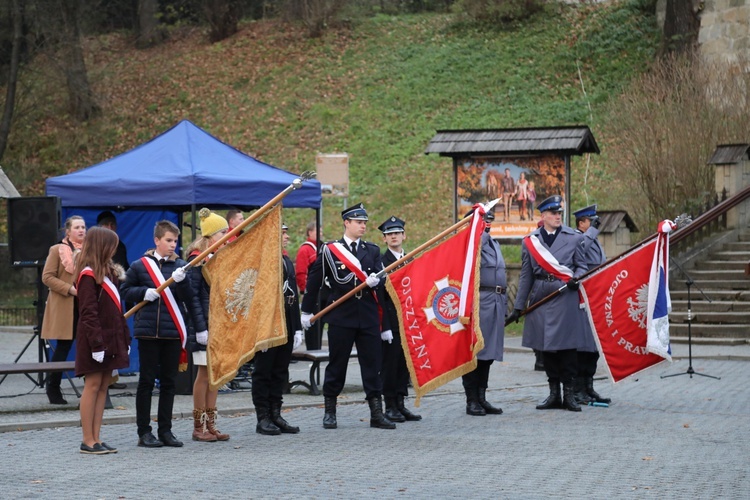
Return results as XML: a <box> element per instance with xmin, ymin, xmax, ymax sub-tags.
<box><xmin>172</xmin><ymin>266</ymin><xmax>187</xmax><ymax>283</ymax></box>
<box><xmin>381</xmin><ymin>330</ymin><xmax>393</xmax><ymax>344</ymax></box>
<box><xmin>92</xmin><ymin>351</ymin><xmax>105</xmax><ymax>363</ymax></box>
<box><xmin>293</xmin><ymin>330</ymin><xmax>304</xmax><ymax>350</ymax></box>
<box><xmin>301</xmin><ymin>312</ymin><xmax>314</xmax><ymax>330</ymax></box>
<box><xmin>128</xmin><ymin>345</ymin><xmax>131</xmax><ymax>356</ymax></box>
<box><xmin>366</xmin><ymin>273</ymin><xmax>380</xmax><ymax>288</ymax></box>
<box><xmin>144</xmin><ymin>288</ymin><xmax>160</xmax><ymax>302</ymax></box>
<box><xmin>196</xmin><ymin>330</ymin><xmax>208</xmax><ymax>345</ymax></box>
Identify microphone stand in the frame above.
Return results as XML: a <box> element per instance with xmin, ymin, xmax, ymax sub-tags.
<box><xmin>661</xmin><ymin>257</ymin><xmax>720</xmax><ymax>380</ymax></box>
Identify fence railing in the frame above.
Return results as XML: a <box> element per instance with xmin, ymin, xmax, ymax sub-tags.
<box><xmin>0</xmin><ymin>307</ymin><xmax>36</xmax><ymax>326</ymax></box>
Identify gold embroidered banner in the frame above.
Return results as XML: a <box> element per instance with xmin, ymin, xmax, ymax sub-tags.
<box><xmin>202</xmin><ymin>204</ymin><xmax>287</xmax><ymax>391</ymax></box>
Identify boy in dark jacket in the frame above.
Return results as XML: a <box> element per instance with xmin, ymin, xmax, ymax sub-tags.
<box><xmin>121</xmin><ymin>220</ymin><xmax>206</xmax><ymax>448</ymax></box>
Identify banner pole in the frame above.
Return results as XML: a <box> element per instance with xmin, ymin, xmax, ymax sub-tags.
<box><xmin>125</xmin><ymin>171</ymin><xmax>316</xmax><ymax>319</ymax></box>
<box><xmin>309</xmin><ymin>200</ymin><xmax>500</xmax><ymax>325</ymax></box>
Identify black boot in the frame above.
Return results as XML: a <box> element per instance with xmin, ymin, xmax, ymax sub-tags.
<box><xmin>536</xmin><ymin>381</ymin><xmax>562</xmax><ymax>410</ymax></box>
<box><xmin>384</xmin><ymin>397</ymin><xmax>406</xmax><ymax>423</ymax></box>
<box><xmin>270</xmin><ymin>402</ymin><xmax>300</xmax><ymax>434</ymax></box>
<box><xmin>367</xmin><ymin>396</ymin><xmax>396</xmax><ymax>429</ymax></box>
<box><xmin>255</xmin><ymin>407</ymin><xmax>281</xmax><ymax>435</ymax></box>
<box><xmin>465</xmin><ymin>387</ymin><xmax>486</xmax><ymax>416</ymax></box>
<box><xmin>586</xmin><ymin>377</ymin><xmax>611</xmax><ymax>404</ymax></box>
<box><xmin>478</xmin><ymin>388</ymin><xmax>503</xmax><ymax>415</ymax></box>
<box><xmin>396</xmin><ymin>395</ymin><xmax>422</xmax><ymax>421</ymax></box>
<box><xmin>533</xmin><ymin>350</ymin><xmax>545</xmax><ymax>371</ymax></box>
<box><xmin>562</xmin><ymin>384</ymin><xmax>582</xmax><ymax>412</ymax></box>
<box><xmin>323</xmin><ymin>396</ymin><xmax>337</xmax><ymax>429</ymax></box>
<box><xmin>46</xmin><ymin>375</ymin><xmax>67</xmax><ymax>405</ymax></box>
<box><xmin>573</xmin><ymin>377</ymin><xmax>592</xmax><ymax>405</ymax></box>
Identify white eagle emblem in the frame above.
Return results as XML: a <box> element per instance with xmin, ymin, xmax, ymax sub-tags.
<box><xmin>423</xmin><ymin>276</ymin><xmax>465</xmax><ymax>334</ymax></box>
<box><xmin>224</xmin><ymin>268</ymin><xmax>259</xmax><ymax>322</ymax></box>
<box><xmin>626</xmin><ymin>284</ymin><xmax>649</xmax><ymax>329</ymax></box>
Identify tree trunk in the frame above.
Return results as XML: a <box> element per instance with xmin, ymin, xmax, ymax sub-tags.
<box><xmin>204</xmin><ymin>0</ymin><xmax>240</xmax><ymax>43</ymax></box>
<box><xmin>662</xmin><ymin>0</ymin><xmax>701</xmax><ymax>55</ymax></box>
<box><xmin>60</xmin><ymin>0</ymin><xmax>100</xmax><ymax>121</ymax></box>
<box><xmin>137</xmin><ymin>0</ymin><xmax>165</xmax><ymax>49</ymax></box>
<box><xmin>0</xmin><ymin>0</ymin><xmax>23</xmax><ymax>161</ymax></box>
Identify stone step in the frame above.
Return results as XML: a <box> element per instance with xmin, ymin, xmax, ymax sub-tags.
<box><xmin>669</xmin><ymin>289</ymin><xmax>750</xmax><ymax>301</ymax></box>
<box><xmin>709</xmin><ymin>251</ymin><xmax>750</xmax><ymax>261</ymax></box>
<box><xmin>671</xmin><ymin>300</ymin><xmax>750</xmax><ymax>312</ymax></box>
<box><xmin>721</xmin><ymin>241</ymin><xmax>750</xmax><ymax>251</ymax></box>
<box><xmin>670</xmin><ymin>279</ymin><xmax>750</xmax><ymax>290</ymax></box>
<box><xmin>668</xmin><ymin>323</ymin><xmax>750</xmax><ymax>338</ymax></box>
<box><xmin>670</xmin><ymin>311</ymin><xmax>750</xmax><ymax>324</ymax></box>
<box><xmin>692</xmin><ymin>260</ymin><xmax>747</xmax><ymax>271</ymax></box>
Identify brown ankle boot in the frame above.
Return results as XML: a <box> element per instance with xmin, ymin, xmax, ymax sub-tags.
<box><xmin>192</xmin><ymin>409</ymin><xmax>217</xmax><ymax>442</ymax></box>
<box><xmin>205</xmin><ymin>407</ymin><xmax>230</xmax><ymax>441</ymax></box>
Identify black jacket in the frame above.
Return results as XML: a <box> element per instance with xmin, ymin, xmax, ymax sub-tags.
<box><xmin>120</xmin><ymin>251</ymin><xmax>206</xmax><ymax>340</ymax></box>
<box><xmin>283</xmin><ymin>254</ymin><xmax>302</xmax><ymax>336</ymax></box>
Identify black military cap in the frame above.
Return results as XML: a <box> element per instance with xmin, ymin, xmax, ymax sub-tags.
<box><xmin>378</xmin><ymin>216</ymin><xmax>405</xmax><ymax>234</ymax></box>
<box><xmin>341</xmin><ymin>202</ymin><xmax>368</xmax><ymax>221</ymax></box>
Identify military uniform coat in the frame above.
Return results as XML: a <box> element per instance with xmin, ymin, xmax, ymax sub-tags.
<box><xmin>577</xmin><ymin>226</ymin><xmax>606</xmax><ymax>352</ymax></box>
<box><xmin>477</xmin><ymin>231</ymin><xmax>507</xmax><ymax>361</ymax></box>
<box><xmin>514</xmin><ymin>226</ymin><xmax>588</xmax><ymax>351</ymax></box>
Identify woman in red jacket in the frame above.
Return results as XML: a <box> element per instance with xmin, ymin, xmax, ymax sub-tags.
<box><xmin>74</xmin><ymin>227</ymin><xmax>131</xmax><ymax>454</ymax></box>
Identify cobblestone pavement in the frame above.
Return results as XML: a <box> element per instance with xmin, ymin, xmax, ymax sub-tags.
<box><xmin>1</xmin><ymin>330</ymin><xmax>748</xmax><ymax>499</ymax></box>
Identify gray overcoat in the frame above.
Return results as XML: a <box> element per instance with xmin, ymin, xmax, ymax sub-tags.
<box><xmin>577</xmin><ymin>226</ymin><xmax>607</xmax><ymax>352</ymax></box>
<box><xmin>477</xmin><ymin>232</ymin><xmax>507</xmax><ymax>361</ymax></box>
<box><xmin>514</xmin><ymin>226</ymin><xmax>588</xmax><ymax>351</ymax></box>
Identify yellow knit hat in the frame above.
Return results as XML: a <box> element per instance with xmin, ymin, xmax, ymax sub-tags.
<box><xmin>199</xmin><ymin>207</ymin><xmax>228</xmax><ymax>237</ymax></box>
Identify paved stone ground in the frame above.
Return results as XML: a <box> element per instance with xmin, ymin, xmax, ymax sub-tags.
<box><xmin>1</xmin><ymin>330</ymin><xmax>748</xmax><ymax>498</ymax></box>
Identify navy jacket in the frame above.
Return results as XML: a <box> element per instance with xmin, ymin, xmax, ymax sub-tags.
<box><xmin>120</xmin><ymin>251</ymin><xmax>206</xmax><ymax>340</ymax></box>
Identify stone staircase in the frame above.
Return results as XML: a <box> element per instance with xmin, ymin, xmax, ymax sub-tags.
<box><xmin>670</xmin><ymin>232</ymin><xmax>750</xmax><ymax>339</ymax></box>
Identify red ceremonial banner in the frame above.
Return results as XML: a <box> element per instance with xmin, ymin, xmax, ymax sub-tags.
<box><xmin>579</xmin><ymin>239</ymin><xmax>668</xmax><ymax>383</ymax></box>
<box><xmin>386</xmin><ymin>217</ymin><xmax>485</xmax><ymax>405</ymax></box>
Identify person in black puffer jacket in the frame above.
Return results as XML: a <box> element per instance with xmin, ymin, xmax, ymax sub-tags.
<box><xmin>120</xmin><ymin>220</ymin><xmax>206</xmax><ymax>449</ymax></box>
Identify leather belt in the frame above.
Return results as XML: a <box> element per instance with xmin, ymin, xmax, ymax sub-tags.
<box><xmin>479</xmin><ymin>285</ymin><xmax>506</xmax><ymax>294</ymax></box>
<box><xmin>534</xmin><ymin>274</ymin><xmax>558</xmax><ymax>282</ymax></box>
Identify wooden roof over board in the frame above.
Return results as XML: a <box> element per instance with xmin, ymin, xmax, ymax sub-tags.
<box><xmin>707</xmin><ymin>144</ymin><xmax>750</xmax><ymax>165</ymax></box>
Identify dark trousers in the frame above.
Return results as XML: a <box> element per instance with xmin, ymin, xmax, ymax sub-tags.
<box><xmin>323</xmin><ymin>324</ymin><xmax>382</xmax><ymax>399</ymax></box>
<box><xmin>136</xmin><ymin>339</ymin><xmax>181</xmax><ymax>437</ymax></box>
<box><xmin>47</xmin><ymin>339</ymin><xmax>74</xmax><ymax>389</ymax></box>
<box><xmin>382</xmin><ymin>328</ymin><xmax>410</xmax><ymax>398</ymax></box>
<box><xmin>543</xmin><ymin>349</ymin><xmax>578</xmax><ymax>385</ymax></box>
<box><xmin>577</xmin><ymin>350</ymin><xmax>600</xmax><ymax>378</ymax></box>
<box><xmin>462</xmin><ymin>359</ymin><xmax>493</xmax><ymax>390</ymax></box>
<box><xmin>305</xmin><ymin>321</ymin><xmax>323</xmax><ymax>350</ymax></box>
<box><xmin>252</xmin><ymin>334</ymin><xmax>294</xmax><ymax>409</ymax></box>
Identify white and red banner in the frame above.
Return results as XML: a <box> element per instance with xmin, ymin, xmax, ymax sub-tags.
<box><xmin>385</xmin><ymin>205</ymin><xmax>486</xmax><ymax>404</ymax></box>
<box><xmin>579</xmin><ymin>222</ymin><xmax>674</xmax><ymax>382</ymax></box>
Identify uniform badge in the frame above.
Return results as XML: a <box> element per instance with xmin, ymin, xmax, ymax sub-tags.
<box><xmin>423</xmin><ymin>276</ymin><xmax>467</xmax><ymax>335</ymax></box>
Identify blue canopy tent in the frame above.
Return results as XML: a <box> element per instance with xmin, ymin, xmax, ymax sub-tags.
<box><xmin>45</xmin><ymin>120</ymin><xmax>321</xmax><ymax>374</ymax></box>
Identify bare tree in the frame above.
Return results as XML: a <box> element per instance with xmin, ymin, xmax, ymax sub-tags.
<box><xmin>602</xmin><ymin>54</ymin><xmax>750</xmax><ymax>231</ymax></box>
<box><xmin>0</xmin><ymin>0</ymin><xmax>22</xmax><ymax>161</ymax></box>
<box><xmin>662</xmin><ymin>0</ymin><xmax>703</xmax><ymax>55</ymax></box>
<box><xmin>59</xmin><ymin>0</ymin><xmax>100</xmax><ymax>121</ymax></box>
<box><xmin>136</xmin><ymin>0</ymin><xmax>166</xmax><ymax>48</ymax></box>
<box><xmin>282</xmin><ymin>0</ymin><xmax>350</xmax><ymax>38</ymax></box>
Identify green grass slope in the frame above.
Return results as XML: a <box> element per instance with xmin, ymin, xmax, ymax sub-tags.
<box><xmin>3</xmin><ymin>0</ymin><xmax>659</xmax><ymax>250</ymax></box>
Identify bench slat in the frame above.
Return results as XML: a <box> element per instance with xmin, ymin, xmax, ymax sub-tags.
<box><xmin>0</xmin><ymin>361</ymin><xmax>76</xmax><ymax>375</ymax></box>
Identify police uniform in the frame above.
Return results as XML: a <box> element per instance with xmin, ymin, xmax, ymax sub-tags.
<box><xmin>573</xmin><ymin>204</ymin><xmax>611</xmax><ymax>404</ymax></box>
<box><xmin>511</xmin><ymin>195</ymin><xmax>588</xmax><ymax>412</ymax></box>
<box><xmin>379</xmin><ymin>216</ymin><xmax>421</xmax><ymax>422</ymax></box>
<box><xmin>461</xmin><ymin>209</ymin><xmax>507</xmax><ymax>416</ymax></box>
<box><xmin>301</xmin><ymin>203</ymin><xmax>395</xmax><ymax>429</ymax></box>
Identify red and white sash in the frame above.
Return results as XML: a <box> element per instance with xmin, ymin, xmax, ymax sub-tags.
<box><xmin>302</xmin><ymin>241</ymin><xmax>317</xmax><ymax>252</ymax></box>
<box><xmin>78</xmin><ymin>267</ymin><xmax>122</xmax><ymax>313</ymax></box>
<box><xmin>326</xmin><ymin>241</ymin><xmax>383</xmax><ymax>323</ymax></box>
<box><xmin>141</xmin><ymin>257</ymin><xmax>188</xmax><ymax>364</ymax></box>
<box><xmin>523</xmin><ymin>234</ymin><xmax>574</xmax><ymax>280</ymax></box>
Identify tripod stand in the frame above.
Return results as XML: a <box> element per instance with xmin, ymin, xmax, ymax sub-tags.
<box><xmin>661</xmin><ymin>258</ymin><xmax>720</xmax><ymax>380</ymax></box>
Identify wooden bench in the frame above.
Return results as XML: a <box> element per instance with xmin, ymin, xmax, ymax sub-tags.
<box><xmin>288</xmin><ymin>349</ymin><xmax>357</xmax><ymax>396</ymax></box>
<box><xmin>0</xmin><ymin>361</ymin><xmax>81</xmax><ymax>397</ymax></box>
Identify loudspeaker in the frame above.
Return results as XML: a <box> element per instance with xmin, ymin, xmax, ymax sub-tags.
<box><xmin>8</xmin><ymin>196</ymin><xmax>61</xmax><ymax>267</ymax></box>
